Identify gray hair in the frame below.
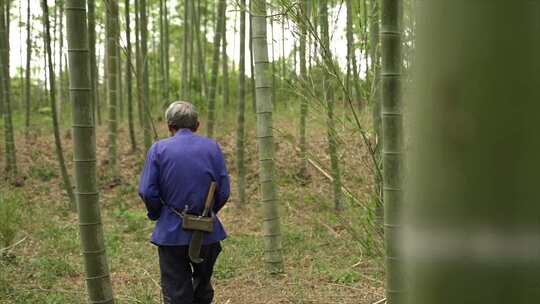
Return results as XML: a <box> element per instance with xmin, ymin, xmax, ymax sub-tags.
<box><xmin>165</xmin><ymin>101</ymin><xmax>199</xmax><ymax>130</ymax></box>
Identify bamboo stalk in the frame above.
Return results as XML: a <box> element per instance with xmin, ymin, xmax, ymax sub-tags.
<box><xmin>65</xmin><ymin>0</ymin><xmax>114</xmax><ymax>302</ymax></box>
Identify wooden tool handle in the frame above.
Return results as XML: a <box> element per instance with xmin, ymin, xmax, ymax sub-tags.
<box><xmin>201</xmin><ymin>182</ymin><xmax>217</xmax><ymax>217</ymax></box>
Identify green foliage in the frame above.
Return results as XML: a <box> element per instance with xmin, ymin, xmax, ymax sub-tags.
<box><xmin>28</xmin><ymin>164</ymin><xmax>58</xmax><ymax>181</ymax></box>
<box><xmin>38</xmin><ymin>107</ymin><xmax>52</xmax><ymax>116</ymax></box>
<box><xmin>112</xmin><ymin>207</ymin><xmax>147</xmax><ymax>234</ymax></box>
<box><xmin>32</xmin><ymin>256</ymin><xmax>77</xmax><ymax>286</ymax></box>
<box><xmin>0</xmin><ymin>193</ymin><xmax>22</xmax><ymax>249</ymax></box>
<box><xmin>214</xmin><ymin>235</ymin><xmax>263</xmax><ymax>280</ymax></box>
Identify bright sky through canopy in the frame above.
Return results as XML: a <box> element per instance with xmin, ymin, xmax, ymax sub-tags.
<box><xmin>9</xmin><ymin>1</ymin><xmax>367</xmax><ymax>80</ymax></box>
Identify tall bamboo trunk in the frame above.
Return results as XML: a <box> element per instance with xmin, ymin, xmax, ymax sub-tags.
<box><xmin>42</xmin><ymin>0</ymin><xmax>76</xmax><ymax>209</ymax></box>
<box><xmin>57</xmin><ymin>1</ymin><xmax>65</xmax><ymax>119</ymax></box>
<box><xmin>319</xmin><ymin>0</ymin><xmax>343</xmax><ymax>212</ymax></box>
<box><xmin>345</xmin><ymin>0</ymin><xmax>353</xmax><ymax>101</ymax></box>
<box><xmin>163</xmin><ymin>0</ymin><xmax>170</xmax><ymax>102</ymax></box>
<box><xmin>369</xmin><ymin>0</ymin><xmax>383</xmax><ymax>228</ymax></box>
<box><xmin>65</xmin><ymin>1</ymin><xmax>115</xmax><ymax>302</ymax></box>
<box><xmin>140</xmin><ymin>0</ymin><xmax>152</xmax><ymax>150</ymax></box>
<box><xmin>406</xmin><ymin>2</ymin><xmax>540</xmax><ymax>304</ymax></box>
<box><xmin>188</xmin><ymin>15</ymin><xmax>194</xmax><ymax>101</ymax></box>
<box><xmin>235</xmin><ymin>0</ymin><xmax>246</xmax><ymax>206</ymax></box>
<box><xmin>117</xmin><ymin>37</ymin><xmax>124</xmax><ymax>121</ymax></box>
<box><xmin>249</xmin><ymin>0</ymin><xmax>256</xmax><ymax>112</ymax></box>
<box><xmin>381</xmin><ymin>0</ymin><xmax>403</xmax><ymax>302</ymax></box>
<box><xmin>252</xmin><ymin>0</ymin><xmax>283</xmax><ymax>274</ymax></box>
<box><xmin>106</xmin><ymin>0</ymin><xmax>119</xmax><ymax>180</ymax></box>
<box><xmin>125</xmin><ymin>0</ymin><xmax>136</xmax><ymax>152</ymax></box>
<box><xmin>370</xmin><ymin>0</ymin><xmax>382</xmax><ymax>150</ymax></box>
<box><xmin>134</xmin><ymin>0</ymin><xmax>143</xmax><ymax>129</ymax></box>
<box><xmin>24</xmin><ymin>0</ymin><xmax>31</xmax><ymax>138</ymax></box>
<box><xmin>0</xmin><ymin>0</ymin><xmax>17</xmax><ymax>177</ymax></box>
<box><xmin>192</xmin><ymin>0</ymin><xmax>207</xmax><ymax>98</ymax></box>
<box><xmin>221</xmin><ymin>0</ymin><xmax>229</xmax><ymax>107</ymax></box>
<box><xmin>280</xmin><ymin>8</ymin><xmax>286</xmax><ymax>108</ymax></box>
<box><xmin>158</xmin><ymin>0</ymin><xmax>166</xmax><ymax>107</ymax></box>
<box><xmin>87</xmin><ymin>0</ymin><xmax>100</xmax><ymax>125</ymax></box>
<box><xmin>206</xmin><ymin>0</ymin><xmax>225</xmax><ymax>138</ymax></box>
<box><xmin>181</xmin><ymin>0</ymin><xmax>190</xmax><ymax>99</ymax></box>
<box><xmin>298</xmin><ymin>0</ymin><xmax>308</xmax><ymax>178</ymax></box>
<box><xmin>17</xmin><ymin>0</ymin><xmax>22</xmax><ymax>116</ymax></box>
<box><xmin>269</xmin><ymin>16</ymin><xmax>276</xmax><ymax>107</ymax></box>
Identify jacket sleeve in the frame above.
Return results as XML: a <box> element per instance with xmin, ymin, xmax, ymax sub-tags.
<box><xmin>212</xmin><ymin>142</ymin><xmax>230</xmax><ymax>213</ymax></box>
<box><xmin>138</xmin><ymin>143</ymin><xmax>162</xmax><ymax>220</ymax></box>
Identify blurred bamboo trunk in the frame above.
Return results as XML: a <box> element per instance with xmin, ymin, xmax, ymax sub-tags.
<box><xmin>405</xmin><ymin>1</ymin><xmax>540</xmax><ymax>304</ymax></box>
<box><xmin>0</xmin><ymin>0</ymin><xmax>17</xmax><ymax>177</ymax></box>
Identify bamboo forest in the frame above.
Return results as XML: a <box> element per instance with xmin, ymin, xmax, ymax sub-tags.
<box><xmin>1</xmin><ymin>0</ymin><xmax>537</xmax><ymax>303</ymax></box>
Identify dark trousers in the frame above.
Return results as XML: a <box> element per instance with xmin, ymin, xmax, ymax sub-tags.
<box><xmin>158</xmin><ymin>242</ymin><xmax>222</xmax><ymax>304</ymax></box>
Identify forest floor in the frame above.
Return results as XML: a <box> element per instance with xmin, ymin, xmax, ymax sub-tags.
<box><xmin>0</xmin><ymin>108</ymin><xmax>384</xmax><ymax>304</ymax></box>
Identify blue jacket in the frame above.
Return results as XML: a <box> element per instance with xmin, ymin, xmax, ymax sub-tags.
<box><xmin>138</xmin><ymin>129</ymin><xmax>230</xmax><ymax>246</ymax></box>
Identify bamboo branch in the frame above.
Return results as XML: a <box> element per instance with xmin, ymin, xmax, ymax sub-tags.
<box><xmin>0</xmin><ymin>235</ymin><xmax>27</xmax><ymax>253</ymax></box>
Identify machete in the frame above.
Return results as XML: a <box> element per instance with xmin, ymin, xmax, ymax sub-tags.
<box><xmin>189</xmin><ymin>182</ymin><xmax>217</xmax><ymax>263</ymax></box>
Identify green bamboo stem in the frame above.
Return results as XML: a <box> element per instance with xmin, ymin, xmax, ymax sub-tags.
<box><xmin>270</xmin><ymin>16</ymin><xmax>276</xmax><ymax>107</ymax></box>
<box><xmin>221</xmin><ymin>0</ymin><xmax>229</xmax><ymax>107</ymax></box>
<box><xmin>158</xmin><ymin>0</ymin><xmax>166</xmax><ymax>107</ymax></box>
<box><xmin>298</xmin><ymin>0</ymin><xmax>308</xmax><ymax>178</ymax></box>
<box><xmin>163</xmin><ymin>0</ymin><xmax>170</xmax><ymax>101</ymax></box>
<box><xmin>106</xmin><ymin>0</ymin><xmax>119</xmax><ymax>180</ymax></box>
<box><xmin>117</xmin><ymin>37</ymin><xmax>124</xmax><ymax>122</ymax></box>
<box><xmin>369</xmin><ymin>0</ymin><xmax>383</xmax><ymax>227</ymax></box>
<box><xmin>24</xmin><ymin>0</ymin><xmax>31</xmax><ymax>139</ymax></box>
<box><xmin>0</xmin><ymin>0</ymin><xmax>17</xmax><ymax>178</ymax></box>
<box><xmin>125</xmin><ymin>0</ymin><xmax>137</xmax><ymax>152</ymax></box>
<box><xmin>249</xmin><ymin>0</ymin><xmax>257</xmax><ymax>113</ymax></box>
<box><xmin>181</xmin><ymin>0</ymin><xmax>190</xmax><ymax>99</ymax></box>
<box><xmin>192</xmin><ymin>0</ymin><xmax>207</xmax><ymax>98</ymax></box>
<box><xmin>252</xmin><ymin>0</ymin><xmax>283</xmax><ymax>274</ymax></box>
<box><xmin>58</xmin><ymin>1</ymin><xmax>65</xmax><ymax>118</ymax></box>
<box><xmin>65</xmin><ymin>0</ymin><xmax>114</xmax><ymax>302</ymax></box>
<box><xmin>87</xmin><ymin>0</ymin><xmax>100</xmax><ymax>125</ymax></box>
<box><xmin>381</xmin><ymin>0</ymin><xmax>403</xmax><ymax>302</ymax></box>
<box><xmin>140</xmin><ymin>0</ymin><xmax>151</xmax><ymax>150</ymax></box>
<box><xmin>206</xmin><ymin>0</ymin><xmax>225</xmax><ymax>138</ymax></box>
<box><xmin>319</xmin><ymin>0</ymin><xmax>343</xmax><ymax>212</ymax></box>
<box><xmin>134</xmin><ymin>0</ymin><xmax>143</xmax><ymax>129</ymax></box>
<box><xmin>249</xmin><ymin>0</ymin><xmax>256</xmax><ymax>113</ymax></box>
<box><xmin>235</xmin><ymin>0</ymin><xmax>246</xmax><ymax>206</ymax></box>
<box><xmin>42</xmin><ymin>0</ymin><xmax>76</xmax><ymax>210</ymax></box>
<box><xmin>345</xmin><ymin>0</ymin><xmax>353</xmax><ymax>100</ymax></box>
<box><xmin>406</xmin><ymin>2</ymin><xmax>540</xmax><ymax>304</ymax></box>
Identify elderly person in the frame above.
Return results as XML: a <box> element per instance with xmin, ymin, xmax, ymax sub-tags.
<box><xmin>139</xmin><ymin>101</ymin><xmax>230</xmax><ymax>304</ymax></box>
